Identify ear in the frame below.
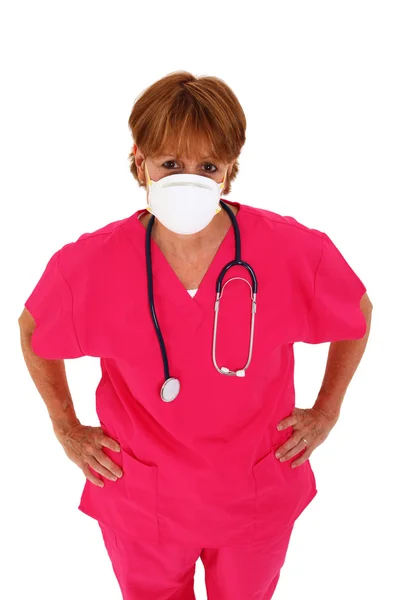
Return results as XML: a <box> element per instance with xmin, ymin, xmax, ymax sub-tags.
<box><xmin>133</xmin><ymin>145</ymin><xmax>146</xmax><ymax>183</ymax></box>
<box><xmin>228</xmin><ymin>160</ymin><xmax>236</xmax><ymax>177</ymax></box>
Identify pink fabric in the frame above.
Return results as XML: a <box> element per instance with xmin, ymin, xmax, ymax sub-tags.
<box><xmin>98</xmin><ymin>519</ymin><xmax>294</xmax><ymax>599</ymax></box>
<box><xmin>25</xmin><ymin>200</ymin><xmax>367</xmax><ymax>547</ymax></box>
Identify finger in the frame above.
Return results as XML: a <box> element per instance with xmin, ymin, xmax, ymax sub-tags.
<box><xmin>291</xmin><ymin>448</ymin><xmax>313</xmax><ymax>469</ymax></box>
<box><xmin>275</xmin><ymin>432</ymin><xmax>307</xmax><ymax>459</ymax></box>
<box><xmin>277</xmin><ymin>415</ymin><xmax>298</xmax><ymax>431</ymax></box>
<box><xmin>98</xmin><ymin>432</ymin><xmax>121</xmax><ymax>453</ymax></box>
<box><xmin>278</xmin><ymin>437</ymin><xmax>309</xmax><ymax>462</ymax></box>
<box><xmin>86</xmin><ymin>455</ymin><xmax>120</xmax><ymax>481</ymax></box>
<box><xmin>82</xmin><ymin>465</ymin><xmax>104</xmax><ymax>487</ymax></box>
<box><xmin>274</xmin><ymin>438</ymin><xmax>297</xmax><ymax>459</ymax></box>
<box><xmin>93</xmin><ymin>450</ymin><xmax>123</xmax><ymax>479</ymax></box>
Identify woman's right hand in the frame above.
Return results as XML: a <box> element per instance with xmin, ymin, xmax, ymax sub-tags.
<box><xmin>54</xmin><ymin>423</ymin><xmax>123</xmax><ymax>487</ymax></box>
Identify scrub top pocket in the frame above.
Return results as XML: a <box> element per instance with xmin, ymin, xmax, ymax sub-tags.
<box><xmin>252</xmin><ymin>442</ymin><xmax>317</xmax><ymax>543</ymax></box>
<box><xmin>78</xmin><ymin>445</ymin><xmax>159</xmax><ymax>542</ymax></box>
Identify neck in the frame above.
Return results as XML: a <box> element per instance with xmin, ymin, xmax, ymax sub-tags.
<box><xmin>141</xmin><ymin>203</ymin><xmax>238</xmax><ymax>259</ymax></box>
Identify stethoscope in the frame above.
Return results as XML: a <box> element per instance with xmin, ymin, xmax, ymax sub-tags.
<box><xmin>145</xmin><ymin>200</ymin><xmax>258</xmax><ymax>402</ymax></box>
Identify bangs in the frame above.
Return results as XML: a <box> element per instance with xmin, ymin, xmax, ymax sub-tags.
<box><xmin>142</xmin><ymin>100</ymin><xmax>230</xmax><ymax>163</ymax></box>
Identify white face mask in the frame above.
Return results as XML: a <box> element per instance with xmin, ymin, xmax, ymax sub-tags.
<box><xmin>144</xmin><ymin>162</ymin><xmax>228</xmax><ymax>235</ymax></box>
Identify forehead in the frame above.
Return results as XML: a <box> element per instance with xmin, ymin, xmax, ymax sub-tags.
<box><xmin>154</xmin><ymin>138</ymin><xmax>219</xmax><ymax>161</ymax></box>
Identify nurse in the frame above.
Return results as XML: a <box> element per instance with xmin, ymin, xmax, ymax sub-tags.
<box><xmin>19</xmin><ymin>70</ymin><xmax>373</xmax><ymax>600</ymax></box>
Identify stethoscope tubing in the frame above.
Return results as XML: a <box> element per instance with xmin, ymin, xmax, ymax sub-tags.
<box><xmin>145</xmin><ymin>200</ymin><xmax>258</xmax><ymax>384</ymax></box>
<box><xmin>145</xmin><ymin>216</ymin><xmax>171</xmax><ymax>381</ymax></box>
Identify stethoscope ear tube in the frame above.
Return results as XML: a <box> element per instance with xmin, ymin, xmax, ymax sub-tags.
<box><xmin>212</xmin><ymin>273</ymin><xmax>257</xmax><ymax>377</ymax></box>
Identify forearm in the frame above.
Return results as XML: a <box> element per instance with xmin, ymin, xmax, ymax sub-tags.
<box><xmin>312</xmin><ymin>301</ymin><xmax>373</xmax><ymax>420</ymax></box>
<box><xmin>19</xmin><ymin>326</ymin><xmax>81</xmax><ymax>434</ymax></box>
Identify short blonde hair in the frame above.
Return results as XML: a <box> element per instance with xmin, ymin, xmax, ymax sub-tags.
<box><xmin>128</xmin><ymin>71</ymin><xmax>247</xmax><ymax>195</ymax></box>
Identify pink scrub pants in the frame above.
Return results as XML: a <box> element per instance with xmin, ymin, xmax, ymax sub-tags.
<box><xmin>98</xmin><ymin>521</ymin><xmax>294</xmax><ymax>599</ymax></box>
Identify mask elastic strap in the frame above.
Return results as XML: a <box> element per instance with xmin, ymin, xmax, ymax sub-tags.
<box><xmin>144</xmin><ymin>162</ymin><xmax>154</xmax><ymax>212</ymax></box>
<box><xmin>215</xmin><ymin>167</ymin><xmax>228</xmax><ymax>213</ymax></box>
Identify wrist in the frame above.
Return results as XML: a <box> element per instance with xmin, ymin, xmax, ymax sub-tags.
<box><xmin>312</xmin><ymin>393</ymin><xmax>342</xmax><ymax>423</ymax></box>
<box><xmin>51</xmin><ymin>414</ymin><xmax>81</xmax><ymax>436</ymax></box>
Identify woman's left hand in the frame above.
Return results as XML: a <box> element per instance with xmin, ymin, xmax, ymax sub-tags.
<box><xmin>275</xmin><ymin>407</ymin><xmax>339</xmax><ymax>468</ymax></box>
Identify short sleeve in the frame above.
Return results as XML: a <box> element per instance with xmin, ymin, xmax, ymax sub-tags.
<box><xmin>303</xmin><ymin>232</ymin><xmax>367</xmax><ymax>344</ymax></box>
<box><xmin>24</xmin><ymin>248</ymin><xmax>85</xmax><ymax>359</ymax></box>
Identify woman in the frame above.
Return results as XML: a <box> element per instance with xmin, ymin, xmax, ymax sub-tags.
<box><xmin>19</xmin><ymin>71</ymin><xmax>372</xmax><ymax>600</ymax></box>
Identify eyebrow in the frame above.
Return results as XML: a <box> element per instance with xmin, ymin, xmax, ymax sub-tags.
<box><xmin>160</xmin><ymin>155</ymin><xmax>218</xmax><ymax>161</ymax></box>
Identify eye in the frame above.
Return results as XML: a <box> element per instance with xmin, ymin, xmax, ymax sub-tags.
<box><xmin>203</xmin><ymin>163</ymin><xmax>217</xmax><ymax>173</ymax></box>
<box><xmin>161</xmin><ymin>161</ymin><xmax>218</xmax><ymax>173</ymax></box>
<box><xmin>162</xmin><ymin>160</ymin><xmax>179</xmax><ymax>169</ymax></box>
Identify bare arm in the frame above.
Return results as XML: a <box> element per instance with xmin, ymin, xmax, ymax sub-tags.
<box><xmin>19</xmin><ymin>308</ymin><xmax>123</xmax><ymax>487</ymax></box>
<box><xmin>275</xmin><ymin>292</ymin><xmax>373</xmax><ymax>467</ymax></box>
<box><xmin>18</xmin><ymin>307</ymin><xmax>81</xmax><ymax>435</ymax></box>
<box><xmin>312</xmin><ymin>291</ymin><xmax>373</xmax><ymax>420</ymax></box>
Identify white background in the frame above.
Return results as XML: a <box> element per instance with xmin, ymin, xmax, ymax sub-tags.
<box><xmin>2</xmin><ymin>1</ymin><xmax>398</xmax><ymax>598</ymax></box>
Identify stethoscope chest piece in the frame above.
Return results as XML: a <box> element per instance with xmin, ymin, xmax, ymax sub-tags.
<box><xmin>145</xmin><ymin>200</ymin><xmax>258</xmax><ymax>401</ymax></box>
<box><xmin>161</xmin><ymin>377</ymin><xmax>181</xmax><ymax>402</ymax></box>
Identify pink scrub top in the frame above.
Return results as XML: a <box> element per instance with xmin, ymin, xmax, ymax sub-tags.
<box><xmin>24</xmin><ymin>200</ymin><xmax>367</xmax><ymax>547</ymax></box>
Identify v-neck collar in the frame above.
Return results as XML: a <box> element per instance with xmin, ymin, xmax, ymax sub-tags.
<box><xmin>127</xmin><ymin>199</ymin><xmax>244</xmax><ymax>329</ymax></box>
